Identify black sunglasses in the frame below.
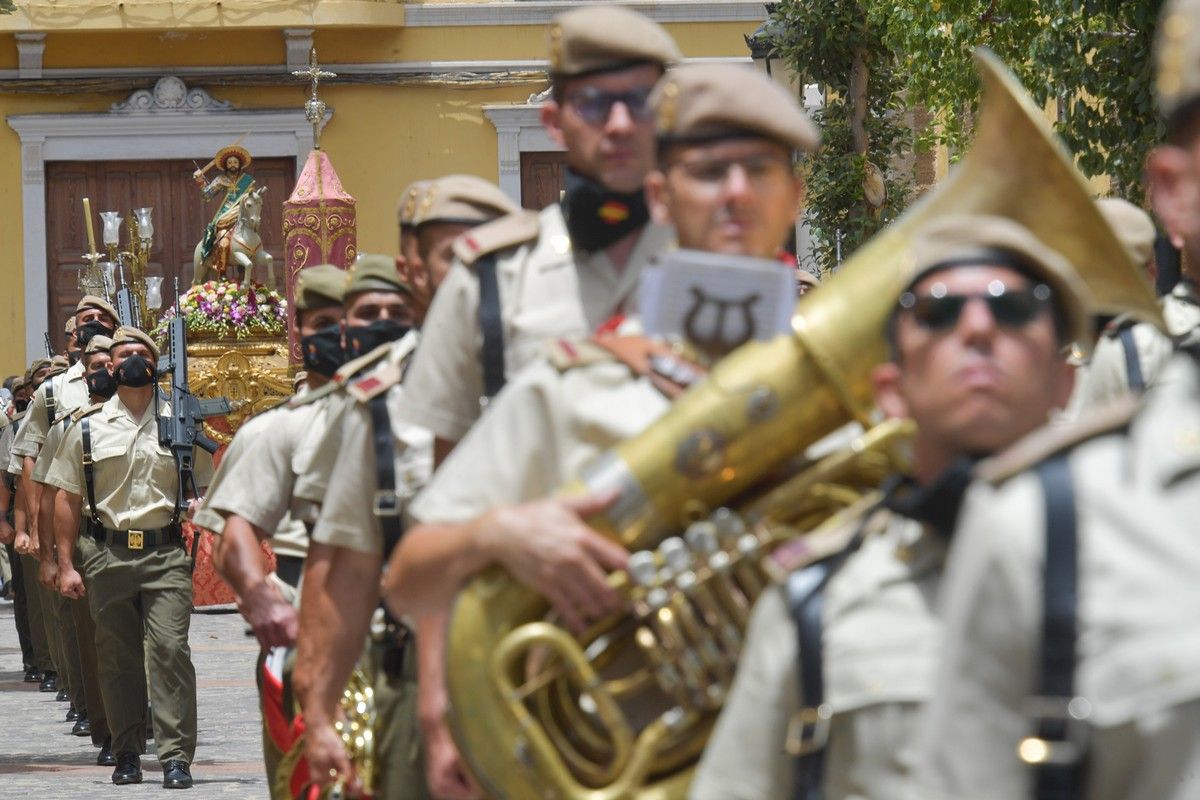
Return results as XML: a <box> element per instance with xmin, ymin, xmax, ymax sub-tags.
<box><xmin>565</xmin><ymin>86</ymin><xmax>655</xmax><ymax>125</ymax></box>
<box><xmin>898</xmin><ymin>281</ymin><xmax>1053</xmax><ymax>331</ymax></box>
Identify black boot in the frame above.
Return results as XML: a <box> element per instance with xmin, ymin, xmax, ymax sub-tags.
<box><xmin>65</xmin><ymin>704</ymin><xmax>78</xmax><ymax>721</ymax></box>
<box><xmin>23</xmin><ymin>667</ymin><xmax>41</xmax><ymax>683</ymax></box>
<box><xmin>38</xmin><ymin>672</ymin><xmax>57</xmax><ymax>693</ymax></box>
<box><xmin>72</xmin><ymin>715</ymin><xmax>91</xmax><ymax>737</ymax></box>
<box><xmin>162</xmin><ymin>760</ymin><xmax>193</xmax><ymax>789</ymax></box>
<box><xmin>111</xmin><ymin>752</ymin><xmax>142</xmax><ymax>785</ymax></box>
<box><xmin>55</xmin><ymin>687</ymin><xmax>69</xmax><ymax>702</ymax></box>
<box><xmin>96</xmin><ymin>739</ymin><xmax>116</xmax><ymax>767</ymax></box>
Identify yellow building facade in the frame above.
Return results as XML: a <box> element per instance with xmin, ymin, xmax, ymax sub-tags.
<box><xmin>0</xmin><ymin>0</ymin><xmax>768</xmax><ymax>377</ymax></box>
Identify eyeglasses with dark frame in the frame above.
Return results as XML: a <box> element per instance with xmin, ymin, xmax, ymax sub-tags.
<box><xmin>564</xmin><ymin>86</ymin><xmax>655</xmax><ymax>125</ymax></box>
<box><xmin>898</xmin><ymin>280</ymin><xmax>1054</xmax><ymax>332</ymax></box>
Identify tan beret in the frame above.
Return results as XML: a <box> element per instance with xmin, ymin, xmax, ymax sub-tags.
<box><xmin>76</xmin><ymin>294</ymin><xmax>119</xmax><ymax>323</ymax></box>
<box><xmin>415</xmin><ymin>175</ymin><xmax>520</xmax><ymax>228</ymax></box>
<box><xmin>903</xmin><ymin>214</ymin><xmax>1091</xmax><ymax>345</ymax></box>
<box><xmin>398</xmin><ymin>180</ymin><xmax>431</xmax><ymax>229</ymax></box>
<box><xmin>796</xmin><ymin>269</ymin><xmax>821</xmax><ymax>288</ymax></box>
<box><xmin>84</xmin><ymin>334</ymin><xmax>114</xmax><ymax>356</ymax></box>
<box><xmin>65</xmin><ymin>317</ymin><xmax>76</xmax><ymax>334</ymax></box>
<box><xmin>549</xmin><ymin>6</ymin><xmax>681</xmax><ymax>78</ymax></box>
<box><xmin>295</xmin><ymin>264</ymin><xmax>346</xmax><ymax>312</ymax></box>
<box><xmin>651</xmin><ymin>63</ymin><xmax>819</xmax><ymax>153</ymax></box>
<box><xmin>111</xmin><ymin>325</ymin><xmax>160</xmax><ymax>361</ymax></box>
<box><xmin>11</xmin><ymin>376</ymin><xmax>26</xmax><ymax>392</ymax></box>
<box><xmin>1097</xmin><ymin>198</ymin><xmax>1156</xmax><ymax>270</ymax></box>
<box><xmin>25</xmin><ymin>358</ymin><xmax>52</xmax><ymax>382</ymax></box>
<box><xmin>1157</xmin><ymin>0</ymin><xmax>1200</xmax><ymax>117</ymax></box>
<box><xmin>344</xmin><ymin>254</ymin><xmax>412</xmax><ymax>297</ymax></box>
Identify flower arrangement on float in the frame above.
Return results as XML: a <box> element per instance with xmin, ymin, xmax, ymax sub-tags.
<box><xmin>152</xmin><ymin>280</ymin><xmax>287</xmax><ymax>341</ymax></box>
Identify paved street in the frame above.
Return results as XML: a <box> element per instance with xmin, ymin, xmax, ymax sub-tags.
<box><xmin>0</xmin><ymin>597</ymin><xmax>269</xmax><ymax>798</ymax></box>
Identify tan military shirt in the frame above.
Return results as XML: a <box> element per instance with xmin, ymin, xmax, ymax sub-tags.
<box><xmin>913</xmin><ymin>353</ymin><xmax>1200</xmax><ymax>800</ymax></box>
<box><xmin>45</xmin><ymin>394</ymin><xmax>214</xmax><ymax>531</ymax></box>
<box><xmin>31</xmin><ymin>410</ymin><xmax>76</xmax><ymax>484</ymax></box>
<box><xmin>11</xmin><ymin>361</ymin><xmax>87</xmax><ymax>457</ymax></box>
<box><xmin>409</xmin><ymin>349</ymin><xmax>672</xmax><ymax>526</ymax></box>
<box><xmin>0</xmin><ymin>417</ymin><xmax>16</xmax><ymax>476</ymax></box>
<box><xmin>397</xmin><ymin>204</ymin><xmax>672</xmax><ymax>442</ymax></box>
<box><xmin>193</xmin><ymin>390</ymin><xmax>333</xmax><ymax>560</ymax></box>
<box><xmin>4</xmin><ymin>411</ymin><xmax>26</xmax><ymax>475</ymax></box>
<box><xmin>691</xmin><ymin>511</ymin><xmax>943</xmax><ymax>800</ymax></box>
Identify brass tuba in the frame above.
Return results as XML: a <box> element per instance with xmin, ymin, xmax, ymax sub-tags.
<box><xmin>445</xmin><ymin>49</ymin><xmax>1162</xmax><ymax>800</ymax></box>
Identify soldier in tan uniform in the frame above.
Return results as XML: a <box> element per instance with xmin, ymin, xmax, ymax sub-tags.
<box><xmin>396</xmin><ymin>6</ymin><xmax>680</xmax><ymax>460</ymax></box>
<box><xmin>194</xmin><ymin>264</ymin><xmax>345</xmax><ymax>798</ymax></box>
<box><xmin>912</xmin><ymin>3</ymin><xmax>1200</xmax><ymax>797</ymax></box>
<box><xmin>47</xmin><ymin>334</ymin><xmax>118</xmax><ymax>762</ymax></box>
<box><xmin>46</xmin><ymin>326</ymin><xmax>211</xmax><ymax>789</ymax></box>
<box><xmin>689</xmin><ymin>216</ymin><xmax>1088</xmax><ymax>800</ymax></box>
<box><xmin>396</xmin><ymin>179</ymin><xmax>433</xmax><ymax>319</ymax></box>
<box><xmin>294</xmin><ymin>179</ymin><xmax>520</xmax><ymax>798</ymax></box>
<box><xmin>1066</xmin><ymin>199</ymin><xmax>1188</xmax><ymax>413</ymax></box>
<box><xmin>378</xmin><ymin>64</ymin><xmax>817</xmax><ymax>799</ymax></box>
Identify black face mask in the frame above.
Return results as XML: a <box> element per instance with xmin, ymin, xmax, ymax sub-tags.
<box><xmin>114</xmin><ymin>355</ymin><xmax>156</xmax><ymax>388</ymax></box>
<box><xmin>880</xmin><ymin>456</ymin><xmax>979</xmax><ymax>538</ymax></box>
<box><xmin>75</xmin><ymin>321</ymin><xmax>115</xmax><ymax>350</ymax></box>
<box><xmin>301</xmin><ymin>324</ymin><xmax>347</xmax><ymax>378</ymax></box>
<box><xmin>67</xmin><ymin>350</ymin><xmax>82</xmax><ymax>366</ymax></box>
<box><xmin>15</xmin><ymin>399</ymin><xmax>28</xmax><ymax>413</ymax></box>
<box><xmin>344</xmin><ymin>319</ymin><xmax>410</xmax><ymax>360</ymax></box>
<box><xmin>85</xmin><ymin>369</ymin><xmax>118</xmax><ymax>400</ymax></box>
<box><xmin>560</xmin><ymin>168</ymin><xmax>650</xmax><ymax>252</ymax></box>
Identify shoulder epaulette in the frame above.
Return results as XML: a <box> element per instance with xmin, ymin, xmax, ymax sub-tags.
<box><xmin>547</xmin><ymin>338</ymin><xmax>615</xmax><ymax>372</ymax></box>
<box><xmin>288</xmin><ymin>380</ymin><xmax>340</xmax><ymax>408</ymax></box>
<box><xmin>71</xmin><ymin>402</ymin><xmax>105</xmax><ymax>423</ymax></box>
<box><xmin>346</xmin><ymin>360</ymin><xmax>403</xmax><ymax>403</ymax></box>
<box><xmin>452</xmin><ymin>210</ymin><xmax>541</xmax><ymax>266</ymax></box>
<box><xmin>287</xmin><ymin>341</ymin><xmax>396</xmax><ymax>409</ymax></box>
<box><xmin>977</xmin><ymin>396</ymin><xmax>1140</xmax><ymax>486</ymax></box>
<box><xmin>768</xmin><ymin>492</ymin><xmax>887</xmax><ymax>577</ymax></box>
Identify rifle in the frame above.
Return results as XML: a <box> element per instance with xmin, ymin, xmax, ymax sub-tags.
<box><xmin>155</xmin><ymin>279</ymin><xmax>231</xmax><ymax>570</ymax></box>
<box><xmin>115</xmin><ymin>259</ymin><xmax>141</xmax><ymax>329</ymax></box>
<box><xmin>43</xmin><ymin>332</ymin><xmax>53</xmax><ymax>358</ymax></box>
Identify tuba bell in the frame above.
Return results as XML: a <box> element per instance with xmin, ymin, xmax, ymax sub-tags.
<box><xmin>444</xmin><ymin>49</ymin><xmax>1162</xmax><ymax>800</ymax></box>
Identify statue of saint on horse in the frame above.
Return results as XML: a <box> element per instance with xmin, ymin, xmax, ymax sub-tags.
<box><xmin>192</xmin><ymin>143</ymin><xmax>274</xmax><ymax>285</ymax></box>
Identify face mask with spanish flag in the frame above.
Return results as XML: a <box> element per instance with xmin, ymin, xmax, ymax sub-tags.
<box><xmin>561</xmin><ymin>168</ymin><xmax>650</xmax><ymax>252</ymax></box>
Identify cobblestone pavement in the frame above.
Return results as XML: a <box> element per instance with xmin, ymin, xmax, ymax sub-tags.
<box><xmin>0</xmin><ymin>597</ymin><xmax>269</xmax><ymax>798</ymax></box>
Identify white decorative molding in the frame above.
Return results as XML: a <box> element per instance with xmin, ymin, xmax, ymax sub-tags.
<box><xmin>15</xmin><ymin>32</ymin><xmax>45</xmax><ymax>79</ymax></box>
<box><xmin>9</xmin><ymin>98</ymin><xmax>323</xmax><ymax>361</ymax></box>
<box><xmin>483</xmin><ymin>103</ymin><xmax>562</xmax><ymax>203</ymax></box>
<box><xmin>110</xmin><ymin>76</ymin><xmax>234</xmax><ymax>114</ymax></box>
<box><xmin>405</xmin><ymin>1</ymin><xmax>769</xmax><ymax>27</ymax></box>
<box><xmin>283</xmin><ymin>28</ymin><xmax>314</xmax><ymax>72</ymax></box>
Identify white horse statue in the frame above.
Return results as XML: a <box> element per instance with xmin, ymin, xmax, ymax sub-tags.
<box><xmin>191</xmin><ymin>185</ymin><xmax>274</xmax><ymax>286</ymax></box>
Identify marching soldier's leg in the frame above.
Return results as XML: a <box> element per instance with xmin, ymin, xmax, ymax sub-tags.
<box><xmin>139</xmin><ymin>546</ymin><xmax>197</xmax><ymax>767</ymax></box>
<box><xmin>19</xmin><ymin>553</ymin><xmax>52</xmax><ymax>676</ymax></box>
<box><xmin>39</xmin><ymin>580</ymin><xmax>64</xmax><ymax>691</ymax></box>
<box><xmin>57</xmin><ymin>591</ymin><xmax>88</xmax><ymax>715</ymax></box>
<box><xmin>91</xmin><ymin>548</ymin><xmax>150</xmax><ymax>760</ymax></box>
<box><xmin>7</xmin><ymin>544</ymin><xmax>37</xmax><ymax>676</ymax></box>
<box><xmin>74</xmin><ymin>533</ymin><xmax>109</xmax><ymax>747</ymax></box>
<box><xmin>373</xmin><ymin>638</ymin><xmax>432</xmax><ymax>800</ymax></box>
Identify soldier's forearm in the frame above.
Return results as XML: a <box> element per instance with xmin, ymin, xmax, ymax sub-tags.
<box><xmin>416</xmin><ymin>613</ymin><xmax>451</xmax><ymax>732</ymax></box>
<box><xmin>383</xmin><ymin>520</ymin><xmax>492</xmax><ymax>618</ymax></box>
<box><xmin>37</xmin><ymin>486</ymin><xmax>56</xmax><ymax>563</ymax></box>
<box><xmin>214</xmin><ymin>515</ymin><xmax>271</xmax><ymax>599</ymax></box>
<box><xmin>54</xmin><ymin>491</ymin><xmax>82</xmax><ymax>569</ymax></box>
<box><xmin>295</xmin><ymin>543</ymin><xmax>380</xmax><ymax>726</ymax></box>
<box><xmin>19</xmin><ymin>457</ymin><xmax>39</xmax><ymax>536</ymax></box>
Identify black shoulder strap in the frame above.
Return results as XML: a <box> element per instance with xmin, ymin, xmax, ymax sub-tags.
<box><xmin>784</xmin><ymin>514</ymin><xmax>873</xmax><ymax>800</ymax></box>
<box><xmin>1117</xmin><ymin>325</ymin><xmax>1146</xmax><ymax>393</ymax></box>
<box><xmin>44</xmin><ymin>382</ymin><xmax>56</xmax><ymax>426</ymax></box>
<box><xmin>1026</xmin><ymin>453</ymin><xmax>1086</xmax><ymax>800</ymax></box>
<box><xmin>476</xmin><ymin>253</ymin><xmax>506</xmax><ymax>402</ymax></box>
<box><xmin>80</xmin><ymin>418</ymin><xmax>103</xmax><ymax>529</ymax></box>
<box><xmin>366</xmin><ymin>393</ymin><xmax>404</xmax><ymax>558</ymax></box>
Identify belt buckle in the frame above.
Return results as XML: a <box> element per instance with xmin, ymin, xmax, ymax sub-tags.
<box><xmin>785</xmin><ymin>703</ymin><xmax>833</xmax><ymax>757</ymax></box>
<box><xmin>127</xmin><ymin>530</ymin><xmax>144</xmax><ymax>550</ymax></box>
<box><xmin>373</xmin><ymin>490</ymin><xmax>400</xmax><ymax>517</ymax></box>
<box><xmin>1018</xmin><ymin>695</ymin><xmax>1092</xmax><ymax>766</ymax></box>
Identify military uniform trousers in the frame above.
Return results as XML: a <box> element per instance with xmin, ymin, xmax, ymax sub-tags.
<box><xmin>39</xmin><ymin>577</ymin><xmax>67</xmax><ymax>681</ymax></box>
<box><xmin>371</xmin><ymin>634</ymin><xmax>431</xmax><ymax>800</ymax></box>
<box><xmin>18</xmin><ymin>552</ymin><xmax>53</xmax><ymax>673</ymax></box>
<box><xmin>73</xmin><ymin>532</ymin><xmax>110</xmax><ymax>746</ymax></box>
<box><xmin>88</xmin><ymin>536</ymin><xmax>196</xmax><ymax>763</ymax></box>
<box><xmin>6</xmin><ymin>543</ymin><xmax>36</xmax><ymax>670</ymax></box>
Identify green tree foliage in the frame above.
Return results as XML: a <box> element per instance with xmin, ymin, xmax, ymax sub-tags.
<box><xmin>770</xmin><ymin>0</ymin><xmax>1163</xmax><ymax>272</ymax></box>
<box><xmin>0</xmin><ymin>1</ymin><xmax>14</xmax><ymax>14</ymax></box>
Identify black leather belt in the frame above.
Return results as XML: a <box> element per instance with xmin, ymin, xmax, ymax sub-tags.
<box><xmin>274</xmin><ymin>554</ymin><xmax>304</xmax><ymax>589</ymax></box>
<box><xmin>90</xmin><ymin>523</ymin><xmax>182</xmax><ymax>551</ymax></box>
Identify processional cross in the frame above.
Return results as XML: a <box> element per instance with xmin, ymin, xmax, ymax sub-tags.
<box><xmin>293</xmin><ymin>48</ymin><xmax>336</xmax><ymax>149</ymax></box>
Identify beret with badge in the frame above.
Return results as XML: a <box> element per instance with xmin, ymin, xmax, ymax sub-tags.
<box><xmin>415</xmin><ymin>174</ymin><xmax>520</xmax><ymax>229</ymax></box>
<box><xmin>548</xmin><ymin>6</ymin><xmax>682</xmax><ymax>78</ymax></box>
<box><xmin>651</xmin><ymin>62</ymin><xmax>820</xmax><ymax>153</ymax></box>
<box><xmin>111</xmin><ymin>325</ymin><xmax>160</xmax><ymax>361</ymax></box>
<box><xmin>85</xmin><ymin>334</ymin><xmax>114</xmax><ymax>356</ymax></box>
<box><xmin>344</xmin><ymin>254</ymin><xmax>413</xmax><ymax>298</ymax></box>
<box><xmin>398</xmin><ymin>179</ymin><xmax>432</xmax><ymax>231</ymax></box>
<box><xmin>899</xmin><ymin>214</ymin><xmax>1092</xmax><ymax>346</ymax></box>
<box><xmin>295</xmin><ymin>264</ymin><xmax>347</xmax><ymax>312</ymax></box>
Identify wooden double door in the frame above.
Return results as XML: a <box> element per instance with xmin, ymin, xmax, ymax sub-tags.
<box><xmin>44</xmin><ymin>157</ymin><xmax>295</xmax><ymax>352</ymax></box>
